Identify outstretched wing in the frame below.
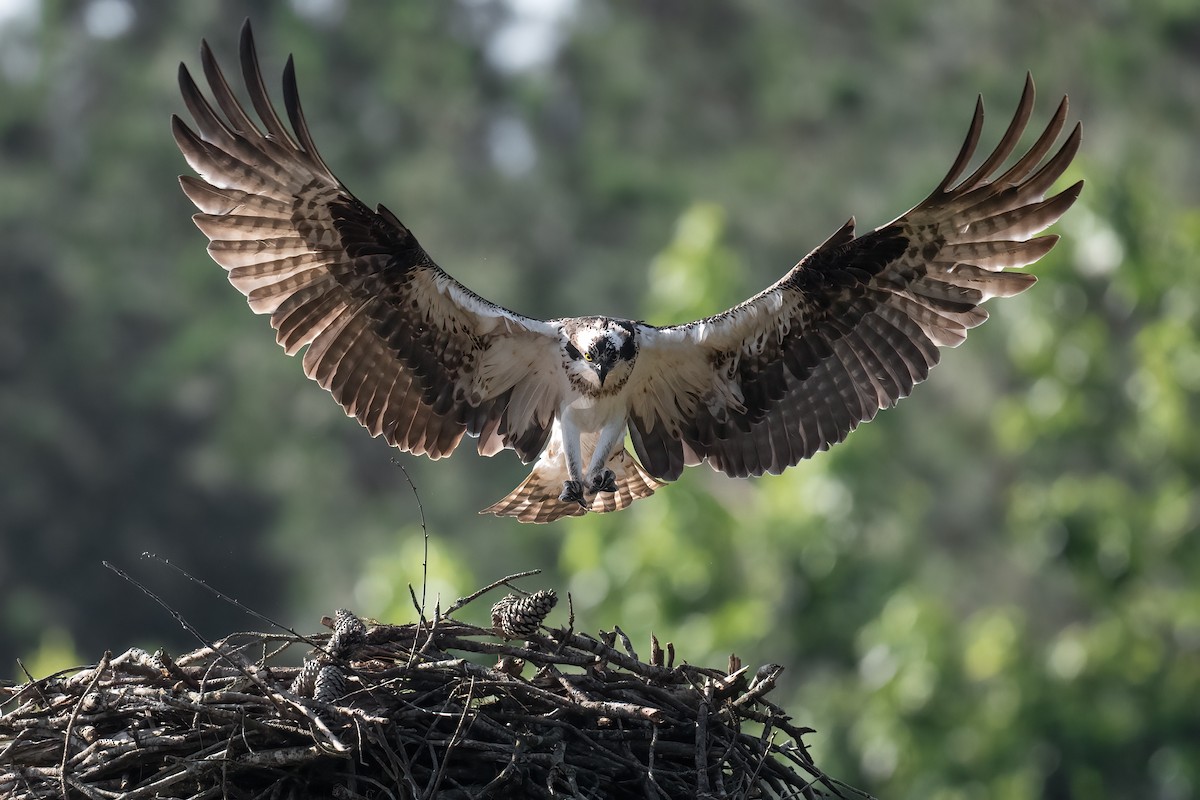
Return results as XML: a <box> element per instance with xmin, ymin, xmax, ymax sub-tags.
<box><xmin>628</xmin><ymin>75</ymin><xmax>1082</xmax><ymax>480</ymax></box>
<box><xmin>174</xmin><ymin>21</ymin><xmax>564</xmax><ymax>462</ymax></box>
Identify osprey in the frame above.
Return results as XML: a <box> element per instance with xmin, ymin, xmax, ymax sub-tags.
<box><xmin>174</xmin><ymin>23</ymin><xmax>1081</xmax><ymax>523</ymax></box>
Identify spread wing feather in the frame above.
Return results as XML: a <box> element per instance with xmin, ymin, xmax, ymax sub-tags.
<box><xmin>629</xmin><ymin>74</ymin><xmax>1082</xmax><ymax>480</ymax></box>
<box><xmin>174</xmin><ymin>21</ymin><xmax>564</xmax><ymax>463</ymax></box>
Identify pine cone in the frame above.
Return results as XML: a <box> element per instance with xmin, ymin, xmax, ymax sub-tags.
<box><xmin>328</xmin><ymin>608</ymin><xmax>367</xmax><ymax>658</ymax></box>
<box><xmin>290</xmin><ymin>657</ymin><xmax>322</xmax><ymax>697</ymax></box>
<box><xmin>313</xmin><ymin>664</ymin><xmax>347</xmax><ymax>704</ymax></box>
<box><xmin>491</xmin><ymin>589</ymin><xmax>557</xmax><ymax>639</ymax></box>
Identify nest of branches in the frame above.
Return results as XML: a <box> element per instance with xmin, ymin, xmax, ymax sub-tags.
<box><xmin>0</xmin><ymin>574</ymin><xmax>861</xmax><ymax>799</ymax></box>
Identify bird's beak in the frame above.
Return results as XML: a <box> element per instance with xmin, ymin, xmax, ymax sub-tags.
<box><xmin>597</xmin><ymin>361</ymin><xmax>610</xmax><ymax>386</ymax></box>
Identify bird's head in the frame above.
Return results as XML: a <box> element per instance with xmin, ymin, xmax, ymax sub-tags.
<box><xmin>561</xmin><ymin>318</ymin><xmax>639</xmax><ymax>393</ymax></box>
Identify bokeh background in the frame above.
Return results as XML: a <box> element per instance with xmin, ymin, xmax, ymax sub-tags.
<box><xmin>3</xmin><ymin>1</ymin><xmax>1199</xmax><ymax>797</ymax></box>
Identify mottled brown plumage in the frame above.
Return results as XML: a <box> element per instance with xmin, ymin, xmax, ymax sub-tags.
<box><xmin>175</xmin><ymin>22</ymin><xmax>1082</xmax><ymax>522</ymax></box>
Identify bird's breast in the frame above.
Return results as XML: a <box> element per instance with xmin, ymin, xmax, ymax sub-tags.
<box><xmin>562</xmin><ymin>392</ymin><xmax>627</xmax><ymax>433</ymax></box>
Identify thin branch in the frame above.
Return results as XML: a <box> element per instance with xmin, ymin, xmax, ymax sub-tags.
<box><xmin>442</xmin><ymin>570</ymin><xmax>542</xmax><ymax>617</ymax></box>
<box><xmin>391</xmin><ymin>459</ymin><xmax>429</xmax><ymax>620</ymax></box>
<box><xmin>140</xmin><ymin>553</ymin><xmax>323</xmax><ymax>651</ymax></box>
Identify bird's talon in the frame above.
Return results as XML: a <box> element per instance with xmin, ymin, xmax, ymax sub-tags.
<box><xmin>559</xmin><ymin>480</ymin><xmax>586</xmax><ymax>508</ymax></box>
<box><xmin>589</xmin><ymin>468</ymin><xmax>618</xmax><ymax>493</ymax></box>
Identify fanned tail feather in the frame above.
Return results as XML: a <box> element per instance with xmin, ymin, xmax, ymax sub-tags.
<box><xmin>483</xmin><ymin>445</ymin><xmax>663</xmax><ymax>524</ymax></box>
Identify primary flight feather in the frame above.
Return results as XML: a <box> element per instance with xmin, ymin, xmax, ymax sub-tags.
<box><xmin>174</xmin><ymin>22</ymin><xmax>1082</xmax><ymax>523</ymax></box>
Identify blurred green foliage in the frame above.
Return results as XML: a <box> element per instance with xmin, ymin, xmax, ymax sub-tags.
<box><xmin>2</xmin><ymin>1</ymin><xmax>1198</xmax><ymax>797</ymax></box>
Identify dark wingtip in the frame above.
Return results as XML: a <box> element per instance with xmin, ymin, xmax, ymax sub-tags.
<box><xmin>199</xmin><ymin>37</ymin><xmax>215</xmax><ymax>68</ymax></box>
<box><xmin>169</xmin><ymin>113</ymin><xmax>193</xmax><ymax>144</ymax></box>
<box><xmin>932</xmin><ymin>95</ymin><xmax>986</xmax><ymax>196</ymax></box>
<box><xmin>176</xmin><ymin>61</ymin><xmax>192</xmax><ymax>91</ymax></box>
<box><xmin>239</xmin><ymin>18</ymin><xmax>257</xmax><ymax>67</ymax></box>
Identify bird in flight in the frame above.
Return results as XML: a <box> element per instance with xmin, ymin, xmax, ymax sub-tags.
<box><xmin>174</xmin><ymin>22</ymin><xmax>1082</xmax><ymax>523</ymax></box>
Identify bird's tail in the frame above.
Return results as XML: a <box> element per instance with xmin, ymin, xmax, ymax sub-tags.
<box><xmin>482</xmin><ymin>444</ymin><xmax>664</xmax><ymax>524</ymax></box>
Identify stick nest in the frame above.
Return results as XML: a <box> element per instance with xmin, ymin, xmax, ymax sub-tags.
<box><xmin>1</xmin><ymin>579</ymin><xmax>860</xmax><ymax>799</ymax></box>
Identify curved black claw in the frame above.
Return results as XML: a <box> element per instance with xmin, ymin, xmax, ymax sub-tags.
<box><xmin>590</xmin><ymin>468</ymin><xmax>618</xmax><ymax>494</ymax></box>
<box><xmin>559</xmin><ymin>480</ymin><xmax>586</xmax><ymax>508</ymax></box>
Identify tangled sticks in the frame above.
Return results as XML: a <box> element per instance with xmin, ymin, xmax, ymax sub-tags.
<box><xmin>0</xmin><ymin>577</ymin><xmax>857</xmax><ymax>799</ymax></box>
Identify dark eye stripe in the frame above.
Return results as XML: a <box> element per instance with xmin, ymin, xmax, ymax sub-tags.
<box><xmin>565</xmin><ymin>342</ymin><xmax>582</xmax><ymax>360</ymax></box>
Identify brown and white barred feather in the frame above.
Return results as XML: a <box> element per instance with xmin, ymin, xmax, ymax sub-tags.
<box><xmin>626</xmin><ymin>75</ymin><xmax>1082</xmax><ymax>481</ymax></box>
<box><xmin>484</xmin><ymin>429</ymin><xmax>664</xmax><ymax>523</ymax></box>
<box><xmin>174</xmin><ymin>22</ymin><xmax>565</xmax><ymax>466</ymax></box>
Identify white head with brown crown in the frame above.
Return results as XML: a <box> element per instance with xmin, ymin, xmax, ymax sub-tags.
<box><xmin>559</xmin><ymin>317</ymin><xmax>639</xmax><ymax>396</ymax></box>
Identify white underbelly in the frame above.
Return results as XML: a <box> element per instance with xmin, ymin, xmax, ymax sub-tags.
<box><xmin>562</xmin><ymin>393</ymin><xmax>626</xmax><ymax>433</ymax></box>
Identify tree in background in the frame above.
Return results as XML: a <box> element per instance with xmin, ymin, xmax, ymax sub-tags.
<box><xmin>2</xmin><ymin>1</ymin><xmax>1198</xmax><ymax>797</ymax></box>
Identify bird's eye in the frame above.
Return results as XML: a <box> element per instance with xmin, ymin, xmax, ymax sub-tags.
<box><xmin>584</xmin><ymin>352</ymin><xmax>594</xmax><ymax>362</ymax></box>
